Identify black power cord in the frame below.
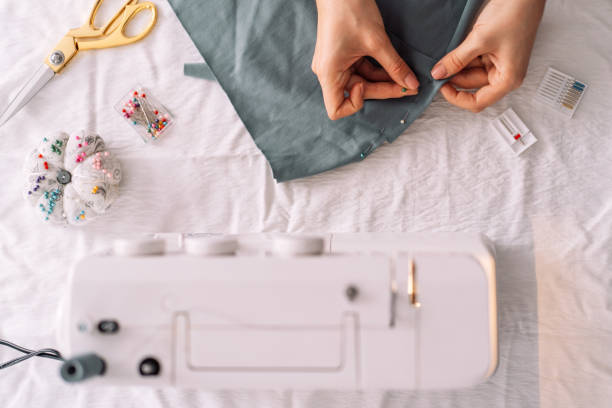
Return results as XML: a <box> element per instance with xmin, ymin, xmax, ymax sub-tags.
<box><xmin>1</xmin><ymin>338</ymin><xmax>106</xmax><ymax>383</ymax></box>
<box><xmin>0</xmin><ymin>338</ymin><xmax>65</xmax><ymax>370</ymax></box>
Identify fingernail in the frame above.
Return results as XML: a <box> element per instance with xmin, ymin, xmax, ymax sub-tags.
<box><xmin>431</xmin><ymin>63</ymin><xmax>447</xmax><ymax>80</ymax></box>
<box><xmin>404</xmin><ymin>74</ymin><xmax>419</xmax><ymax>90</ymax></box>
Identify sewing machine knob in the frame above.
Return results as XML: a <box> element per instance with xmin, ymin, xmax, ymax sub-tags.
<box><xmin>271</xmin><ymin>236</ymin><xmax>324</xmax><ymax>256</ymax></box>
<box><xmin>138</xmin><ymin>357</ymin><xmax>161</xmax><ymax>376</ymax></box>
<box><xmin>184</xmin><ymin>236</ymin><xmax>238</xmax><ymax>256</ymax></box>
<box><xmin>113</xmin><ymin>238</ymin><xmax>166</xmax><ymax>256</ymax></box>
<box><xmin>345</xmin><ymin>285</ymin><xmax>359</xmax><ymax>301</ymax></box>
<box><xmin>60</xmin><ymin>353</ymin><xmax>106</xmax><ymax>383</ymax></box>
<box><xmin>97</xmin><ymin>319</ymin><xmax>120</xmax><ymax>334</ymax></box>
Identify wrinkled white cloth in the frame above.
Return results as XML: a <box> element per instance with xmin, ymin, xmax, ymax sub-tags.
<box><xmin>0</xmin><ymin>0</ymin><xmax>611</xmax><ymax>407</ymax></box>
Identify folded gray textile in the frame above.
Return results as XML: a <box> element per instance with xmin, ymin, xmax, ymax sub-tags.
<box><xmin>169</xmin><ymin>0</ymin><xmax>484</xmax><ymax>181</ymax></box>
<box><xmin>184</xmin><ymin>62</ymin><xmax>216</xmax><ymax>81</ymax></box>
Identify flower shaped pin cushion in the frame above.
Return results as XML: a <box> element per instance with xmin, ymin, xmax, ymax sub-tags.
<box><xmin>23</xmin><ymin>130</ymin><xmax>121</xmax><ymax>225</ymax></box>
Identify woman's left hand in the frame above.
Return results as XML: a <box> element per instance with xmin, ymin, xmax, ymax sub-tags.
<box><xmin>431</xmin><ymin>0</ymin><xmax>546</xmax><ymax>112</ymax></box>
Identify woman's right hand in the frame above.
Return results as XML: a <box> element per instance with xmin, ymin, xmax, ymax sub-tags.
<box><xmin>312</xmin><ymin>0</ymin><xmax>419</xmax><ymax>120</ymax></box>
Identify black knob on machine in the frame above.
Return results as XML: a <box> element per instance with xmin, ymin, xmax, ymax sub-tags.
<box><xmin>97</xmin><ymin>319</ymin><xmax>120</xmax><ymax>334</ymax></box>
<box><xmin>139</xmin><ymin>357</ymin><xmax>161</xmax><ymax>376</ymax></box>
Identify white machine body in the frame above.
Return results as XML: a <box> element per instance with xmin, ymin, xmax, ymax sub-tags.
<box><xmin>59</xmin><ymin>233</ymin><xmax>498</xmax><ymax>389</ymax></box>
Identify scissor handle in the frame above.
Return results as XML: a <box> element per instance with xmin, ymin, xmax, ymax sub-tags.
<box><xmin>77</xmin><ymin>1</ymin><xmax>157</xmax><ymax>50</ymax></box>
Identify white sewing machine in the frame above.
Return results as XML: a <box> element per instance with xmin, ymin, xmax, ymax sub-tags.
<box><xmin>57</xmin><ymin>233</ymin><xmax>498</xmax><ymax>390</ymax></box>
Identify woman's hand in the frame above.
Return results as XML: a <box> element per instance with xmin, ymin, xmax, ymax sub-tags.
<box><xmin>431</xmin><ymin>0</ymin><xmax>546</xmax><ymax>112</ymax></box>
<box><xmin>312</xmin><ymin>0</ymin><xmax>420</xmax><ymax>120</ymax></box>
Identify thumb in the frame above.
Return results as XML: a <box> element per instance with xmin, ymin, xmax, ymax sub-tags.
<box><xmin>370</xmin><ymin>37</ymin><xmax>419</xmax><ymax>90</ymax></box>
<box><xmin>431</xmin><ymin>34</ymin><xmax>483</xmax><ymax>80</ymax></box>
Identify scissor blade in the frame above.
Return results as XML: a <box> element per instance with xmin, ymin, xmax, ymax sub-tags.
<box><xmin>0</xmin><ymin>64</ymin><xmax>55</xmax><ymax>127</ymax></box>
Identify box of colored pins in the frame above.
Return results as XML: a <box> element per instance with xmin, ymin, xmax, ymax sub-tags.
<box><xmin>114</xmin><ymin>85</ymin><xmax>174</xmax><ymax>143</ymax></box>
<box><xmin>491</xmin><ymin>108</ymin><xmax>537</xmax><ymax>155</ymax></box>
<box><xmin>535</xmin><ymin>67</ymin><xmax>588</xmax><ymax>118</ymax></box>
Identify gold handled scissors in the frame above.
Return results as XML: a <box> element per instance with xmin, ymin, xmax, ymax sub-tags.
<box><xmin>0</xmin><ymin>0</ymin><xmax>157</xmax><ymax>127</ymax></box>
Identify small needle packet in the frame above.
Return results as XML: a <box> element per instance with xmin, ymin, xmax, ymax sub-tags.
<box><xmin>535</xmin><ymin>67</ymin><xmax>588</xmax><ymax>118</ymax></box>
<box><xmin>115</xmin><ymin>85</ymin><xmax>174</xmax><ymax>143</ymax></box>
<box><xmin>492</xmin><ymin>108</ymin><xmax>537</xmax><ymax>155</ymax></box>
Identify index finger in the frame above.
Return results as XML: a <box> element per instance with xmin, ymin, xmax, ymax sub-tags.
<box><xmin>439</xmin><ymin>82</ymin><xmax>512</xmax><ymax>113</ymax></box>
<box><xmin>346</xmin><ymin>75</ymin><xmax>417</xmax><ymax>99</ymax></box>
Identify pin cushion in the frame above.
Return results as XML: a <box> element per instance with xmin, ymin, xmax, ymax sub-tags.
<box><xmin>23</xmin><ymin>130</ymin><xmax>121</xmax><ymax>225</ymax></box>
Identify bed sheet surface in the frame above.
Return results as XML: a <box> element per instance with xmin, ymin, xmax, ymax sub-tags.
<box><xmin>1</xmin><ymin>0</ymin><xmax>611</xmax><ymax>407</ymax></box>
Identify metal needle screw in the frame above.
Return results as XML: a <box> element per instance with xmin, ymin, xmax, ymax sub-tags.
<box><xmin>49</xmin><ymin>51</ymin><xmax>65</xmax><ymax>65</ymax></box>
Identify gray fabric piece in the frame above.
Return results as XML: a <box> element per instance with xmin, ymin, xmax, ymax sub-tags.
<box><xmin>184</xmin><ymin>62</ymin><xmax>216</xmax><ymax>81</ymax></box>
<box><xmin>168</xmin><ymin>0</ymin><xmax>483</xmax><ymax>182</ymax></box>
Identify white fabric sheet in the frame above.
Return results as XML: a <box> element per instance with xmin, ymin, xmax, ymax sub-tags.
<box><xmin>1</xmin><ymin>0</ymin><xmax>611</xmax><ymax>407</ymax></box>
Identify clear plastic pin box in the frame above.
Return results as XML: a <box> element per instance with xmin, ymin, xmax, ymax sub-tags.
<box><xmin>114</xmin><ymin>85</ymin><xmax>174</xmax><ymax>143</ymax></box>
<box><xmin>491</xmin><ymin>108</ymin><xmax>537</xmax><ymax>155</ymax></box>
